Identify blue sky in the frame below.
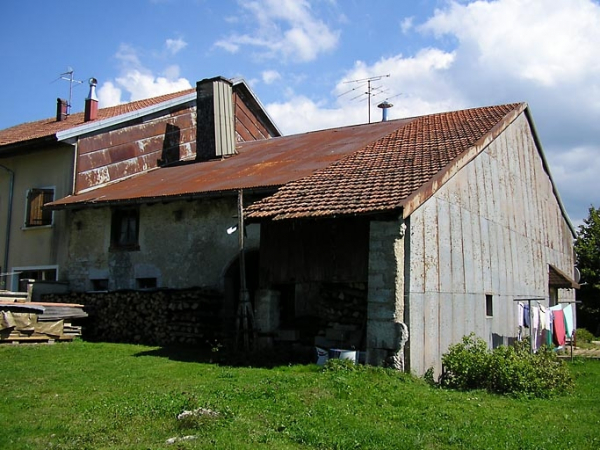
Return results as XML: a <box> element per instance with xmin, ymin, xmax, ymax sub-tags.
<box><xmin>1</xmin><ymin>0</ymin><xmax>599</xmax><ymax>226</ymax></box>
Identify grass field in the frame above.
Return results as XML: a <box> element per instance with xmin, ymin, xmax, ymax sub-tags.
<box><xmin>1</xmin><ymin>340</ymin><xmax>599</xmax><ymax>449</ymax></box>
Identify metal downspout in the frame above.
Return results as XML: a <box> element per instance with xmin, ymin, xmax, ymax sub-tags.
<box><xmin>0</xmin><ymin>165</ymin><xmax>14</xmax><ymax>289</ymax></box>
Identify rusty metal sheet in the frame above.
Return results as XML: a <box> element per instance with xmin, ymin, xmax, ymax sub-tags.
<box><xmin>49</xmin><ymin>119</ymin><xmax>407</xmax><ymax>208</ymax></box>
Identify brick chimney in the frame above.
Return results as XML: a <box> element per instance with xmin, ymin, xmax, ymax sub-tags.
<box><xmin>84</xmin><ymin>77</ymin><xmax>99</xmax><ymax>122</ymax></box>
<box><xmin>196</xmin><ymin>77</ymin><xmax>236</xmax><ymax>161</ymax></box>
<box><xmin>56</xmin><ymin>98</ymin><xmax>68</xmax><ymax>121</ymax></box>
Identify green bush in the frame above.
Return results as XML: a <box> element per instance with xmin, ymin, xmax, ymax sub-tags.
<box><xmin>440</xmin><ymin>333</ymin><xmax>490</xmax><ymax>390</ymax></box>
<box><xmin>440</xmin><ymin>333</ymin><xmax>574</xmax><ymax>398</ymax></box>
<box><xmin>576</xmin><ymin>328</ymin><xmax>596</xmax><ymax>343</ymax></box>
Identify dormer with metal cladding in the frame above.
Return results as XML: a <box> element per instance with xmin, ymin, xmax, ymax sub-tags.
<box><xmin>196</xmin><ymin>77</ymin><xmax>236</xmax><ymax>161</ymax></box>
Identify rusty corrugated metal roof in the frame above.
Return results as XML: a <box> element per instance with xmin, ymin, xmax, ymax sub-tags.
<box><xmin>0</xmin><ymin>89</ymin><xmax>196</xmax><ymax>148</ymax></box>
<box><xmin>549</xmin><ymin>264</ymin><xmax>580</xmax><ymax>289</ymax></box>
<box><xmin>48</xmin><ymin>119</ymin><xmax>410</xmax><ymax>209</ymax></box>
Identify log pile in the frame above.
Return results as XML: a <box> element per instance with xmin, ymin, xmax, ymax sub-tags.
<box><xmin>317</xmin><ymin>282</ymin><xmax>367</xmax><ymax>327</ymax></box>
<box><xmin>314</xmin><ymin>282</ymin><xmax>367</xmax><ymax>350</ymax></box>
<box><xmin>41</xmin><ymin>288</ymin><xmax>224</xmax><ymax>347</ymax></box>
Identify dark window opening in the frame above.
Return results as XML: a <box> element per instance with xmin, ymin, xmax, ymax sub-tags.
<box><xmin>26</xmin><ymin>189</ymin><xmax>54</xmax><ymax>227</ymax></box>
<box><xmin>111</xmin><ymin>208</ymin><xmax>140</xmax><ymax>250</ymax></box>
<box><xmin>18</xmin><ymin>268</ymin><xmax>58</xmax><ymax>292</ymax></box>
<box><xmin>486</xmin><ymin>294</ymin><xmax>493</xmax><ymax>317</ymax></box>
<box><xmin>91</xmin><ymin>279</ymin><xmax>109</xmax><ymax>291</ymax></box>
<box><xmin>137</xmin><ymin>277</ymin><xmax>157</xmax><ymax>289</ymax></box>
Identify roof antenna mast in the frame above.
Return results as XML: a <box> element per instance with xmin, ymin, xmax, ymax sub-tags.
<box><xmin>59</xmin><ymin>67</ymin><xmax>83</xmax><ymax>116</ymax></box>
<box><xmin>341</xmin><ymin>74</ymin><xmax>390</xmax><ymax>124</ymax></box>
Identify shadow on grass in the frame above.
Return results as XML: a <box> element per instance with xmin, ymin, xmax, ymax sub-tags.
<box><xmin>132</xmin><ymin>343</ymin><xmax>315</xmax><ymax>368</ymax></box>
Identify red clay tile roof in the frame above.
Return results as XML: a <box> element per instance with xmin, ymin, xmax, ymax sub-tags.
<box><xmin>245</xmin><ymin>103</ymin><xmax>525</xmax><ymax>220</ymax></box>
<box><xmin>0</xmin><ymin>89</ymin><xmax>195</xmax><ymax>148</ymax></box>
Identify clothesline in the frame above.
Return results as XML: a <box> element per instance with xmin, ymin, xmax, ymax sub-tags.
<box><xmin>514</xmin><ymin>297</ymin><xmax>576</xmax><ymax>357</ymax></box>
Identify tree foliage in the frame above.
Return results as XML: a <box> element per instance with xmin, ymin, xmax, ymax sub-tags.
<box><xmin>574</xmin><ymin>205</ymin><xmax>600</xmax><ymax>334</ymax></box>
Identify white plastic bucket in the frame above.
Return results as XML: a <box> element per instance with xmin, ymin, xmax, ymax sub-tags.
<box><xmin>329</xmin><ymin>348</ymin><xmax>357</xmax><ymax>363</ymax></box>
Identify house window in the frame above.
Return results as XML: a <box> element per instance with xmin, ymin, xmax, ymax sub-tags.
<box><xmin>14</xmin><ymin>267</ymin><xmax>58</xmax><ymax>292</ymax></box>
<box><xmin>25</xmin><ymin>188</ymin><xmax>54</xmax><ymax>227</ymax></box>
<box><xmin>485</xmin><ymin>294</ymin><xmax>493</xmax><ymax>317</ymax></box>
<box><xmin>137</xmin><ymin>277</ymin><xmax>157</xmax><ymax>289</ymax></box>
<box><xmin>90</xmin><ymin>278</ymin><xmax>109</xmax><ymax>291</ymax></box>
<box><xmin>111</xmin><ymin>208</ymin><xmax>140</xmax><ymax>250</ymax></box>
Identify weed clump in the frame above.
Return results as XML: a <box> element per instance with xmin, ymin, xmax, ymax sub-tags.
<box><xmin>438</xmin><ymin>333</ymin><xmax>574</xmax><ymax>398</ymax></box>
<box><xmin>575</xmin><ymin>328</ymin><xmax>596</xmax><ymax>343</ymax></box>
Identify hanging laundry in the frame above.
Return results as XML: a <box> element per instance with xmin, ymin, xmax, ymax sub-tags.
<box><xmin>551</xmin><ymin>307</ymin><xmax>566</xmax><ymax>347</ymax></box>
<box><xmin>563</xmin><ymin>304</ymin><xmax>574</xmax><ymax>338</ymax></box>
<box><xmin>518</xmin><ymin>302</ymin><xmax>524</xmax><ymax>327</ymax></box>
<box><xmin>546</xmin><ymin>307</ymin><xmax>553</xmax><ymax>347</ymax></box>
<box><xmin>523</xmin><ymin>303</ymin><xmax>530</xmax><ymax>328</ymax></box>
<box><xmin>539</xmin><ymin>305</ymin><xmax>548</xmax><ymax>331</ymax></box>
<box><xmin>531</xmin><ymin>306</ymin><xmax>540</xmax><ymax>351</ymax></box>
<box><xmin>532</xmin><ymin>306</ymin><xmax>539</xmax><ymax>330</ymax></box>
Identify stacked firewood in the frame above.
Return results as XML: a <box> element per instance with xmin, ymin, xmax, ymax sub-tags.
<box><xmin>42</xmin><ymin>288</ymin><xmax>224</xmax><ymax>347</ymax></box>
<box><xmin>317</xmin><ymin>282</ymin><xmax>367</xmax><ymax>327</ymax></box>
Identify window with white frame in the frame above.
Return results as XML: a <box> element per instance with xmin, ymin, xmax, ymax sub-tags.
<box><xmin>25</xmin><ymin>188</ymin><xmax>54</xmax><ymax>227</ymax></box>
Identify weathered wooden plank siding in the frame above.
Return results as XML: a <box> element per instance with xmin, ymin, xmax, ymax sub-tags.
<box><xmin>407</xmin><ymin>112</ymin><xmax>576</xmax><ymax>375</ymax></box>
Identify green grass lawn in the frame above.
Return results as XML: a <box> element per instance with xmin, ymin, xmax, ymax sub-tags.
<box><xmin>1</xmin><ymin>340</ymin><xmax>598</xmax><ymax>449</ymax></box>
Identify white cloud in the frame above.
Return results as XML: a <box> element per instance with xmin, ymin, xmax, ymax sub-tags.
<box><xmin>97</xmin><ymin>43</ymin><xmax>192</xmax><ymax>106</ymax></box>
<box><xmin>267</xmin><ymin>95</ymin><xmax>363</xmax><ymax>135</ymax></box>
<box><xmin>114</xmin><ymin>69</ymin><xmax>191</xmax><ymax>101</ymax></box>
<box><xmin>97</xmin><ymin>81</ymin><xmax>123</xmax><ymax>108</ymax></box>
<box><xmin>215</xmin><ymin>0</ymin><xmax>340</xmax><ymax>62</ymax></box>
<box><xmin>268</xmin><ymin>47</ymin><xmax>462</xmax><ymax>134</ymax></box>
<box><xmin>401</xmin><ymin>16</ymin><xmax>414</xmax><ymax>34</ymax></box>
<box><xmin>420</xmin><ymin>0</ymin><xmax>600</xmax><ymax>87</ymax></box>
<box><xmin>115</xmin><ymin>44</ymin><xmax>143</xmax><ymax>69</ymax></box>
<box><xmin>262</xmin><ymin>70</ymin><xmax>281</xmax><ymax>84</ymax></box>
<box><xmin>165</xmin><ymin>38</ymin><xmax>187</xmax><ymax>55</ymax></box>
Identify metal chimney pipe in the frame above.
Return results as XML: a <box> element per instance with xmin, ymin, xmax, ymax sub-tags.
<box><xmin>377</xmin><ymin>100</ymin><xmax>393</xmax><ymax>122</ymax></box>
<box><xmin>84</xmin><ymin>77</ymin><xmax>99</xmax><ymax>122</ymax></box>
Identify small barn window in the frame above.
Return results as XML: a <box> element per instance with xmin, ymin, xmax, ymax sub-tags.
<box><xmin>111</xmin><ymin>208</ymin><xmax>140</xmax><ymax>250</ymax></box>
<box><xmin>25</xmin><ymin>188</ymin><xmax>54</xmax><ymax>227</ymax></box>
<box><xmin>90</xmin><ymin>278</ymin><xmax>109</xmax><ymax>291</ymax></box>
<box><xmin>485</xmin><ymin>294</ymin><xmax>493</xmax><ymax>317</ymax></box>
<box><xmin>137</xmin><ymin>277</ymin><xmax>157</xmax><ymax>289</ymax></box>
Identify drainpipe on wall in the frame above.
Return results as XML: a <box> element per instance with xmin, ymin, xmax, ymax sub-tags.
<box><xmin>0</xmin><ymin>165</ymin><xmax>14</xmax><ymax>290</ymax></box>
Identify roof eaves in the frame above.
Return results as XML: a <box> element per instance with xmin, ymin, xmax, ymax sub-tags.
<box><xmin>0</xmin><ymin>134</ymin><xmax>59</xmax><ymax>156</ymax></box>
<box><xmin>56</xmin><ymin>92</ymin><xmax>197</xmax><ymax>142</ymax></box>
<box><xmin>523</xmin><ymin>107</ymin><xmax>577</xmax><ymax>237</ymax></box>
<box><xmin>46</xmin><ymin>184</ymin><xmax>279</xmax><ymax>211</ymax></box>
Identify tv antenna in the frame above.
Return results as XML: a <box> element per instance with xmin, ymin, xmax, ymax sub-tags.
<box><xmin>341</xmin><ymin>74</ymin><xmax>390</xmax><ymax>123</ymax></box>
<box><xmin>58</xmin><ymin>67</ymin><xmax>83</xmax><ymax>116</ymax></box>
